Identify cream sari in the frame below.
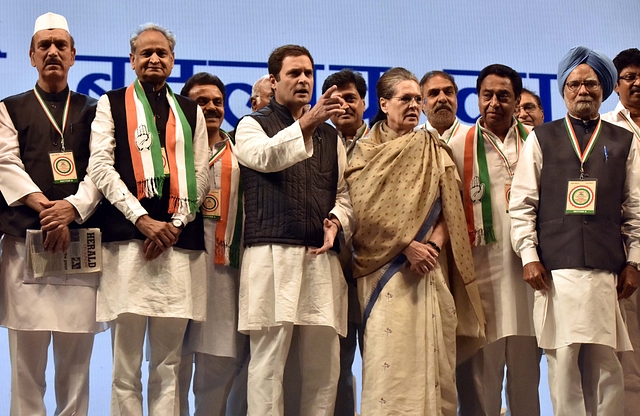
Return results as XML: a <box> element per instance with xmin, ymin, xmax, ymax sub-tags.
<box><xmin>346</xmin><ymin>122</ymin><xmax>484</xmax><ymax>415</ymax></box>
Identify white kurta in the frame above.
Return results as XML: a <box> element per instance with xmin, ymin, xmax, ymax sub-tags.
<box><xmin>0</xmin><ymin>100</ymin><xmax>105</xmax><ymax>333</ymax></box>
<box><xmin>418</xmin><ymin>118</ymin><xmax>471</xmax><ymax>145</ymax></box>
<box><xmin>184</xmin><ymin>139</ymin><xmax>242</xmax><ymax>357</ymax></box>
<box><xmin>449</xmin><ymin>120</ymin><xmax>535</xmax><ymax>342</ymax></box>
<box><xmin>509</xmin><ymin>127</ymin><xmax>640</xmax><ymax>350</ymax></box>
<box><xmin>88</xmin><ymin>92</ymin><xmax>209</xmax><ymax>322</ymax></box>
<box><xmin>235</xmin><ymin>117</ymin><xmax>354</xmax><ymax>337</ymax></box>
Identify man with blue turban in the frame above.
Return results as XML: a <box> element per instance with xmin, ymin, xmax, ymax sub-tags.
<box><xmin>509</xmin><ymin>46</ymin><xmax>640</xmax><ymax>415</ymax></box>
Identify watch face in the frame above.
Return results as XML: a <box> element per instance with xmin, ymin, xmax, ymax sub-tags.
<box><xmin>172</xmin><ymin>219</ymin><xmax>182</xmax><ymax>228</ymax></box>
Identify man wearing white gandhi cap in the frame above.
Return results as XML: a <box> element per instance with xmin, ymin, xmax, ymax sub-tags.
<box><xmin>0</xmin><ymin>12</ymin><xmax>105</xmax><ymax>415</ymax></box>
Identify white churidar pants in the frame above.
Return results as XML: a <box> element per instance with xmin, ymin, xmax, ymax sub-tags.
<box><xmin>9</xmin><ymin>329</ymin><xmax>94</xmax><ymax>416</ymax></box>
<box><xmin>247</xmin><ymin>323</ymin><xmax>339</xmax><ymax>416</ymax></box>
<box><xmin>110</xmin><ymin>313</ymin><xmax>188</xmax><ymax>416</ymax></box>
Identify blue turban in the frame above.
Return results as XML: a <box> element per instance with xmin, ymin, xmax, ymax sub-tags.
<box><xmin>557</xmin><ymin>46</ymin><xmax>617</xmax><ymax>100</ymax></box>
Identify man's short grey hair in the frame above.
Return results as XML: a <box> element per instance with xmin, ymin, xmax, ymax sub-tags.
<box><xmin>251</xmin><ymin>75</ymin><xmax>271</xmax><ymax>99</ymax></box>
<box><xmin>130</xmin><ymin>23</ymin><xmax>176</xmax><ymax>53</ymax></box>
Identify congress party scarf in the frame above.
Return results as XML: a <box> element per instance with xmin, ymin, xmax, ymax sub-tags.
<box><xmin>125</xmin><ymin>79</ymin><xmax>198</xmax><ymax>215</ymax></box>
<box><xmin>462</xmin><ymin>117</ymin><xmax>528</xmax><ymax>246</ymax></box>
<box><xmin>209</xmin><ymin>131</ymin><xmax>243</xmax><ymax>268</ymax></box>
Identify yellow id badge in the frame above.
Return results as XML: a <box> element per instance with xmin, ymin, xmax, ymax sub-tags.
<box><xmin>504</xmin><ymin>182</ymin><xmax>512</xmax><ymax>213</ymax></box>
<box><xmin>566</xmin><ymin>179</ymin><xmax>597</xmax><ymax>215</ymax></box>
<box><xmin>161</xmin><ymin>147</ymin><xmax>170</xmax><ymax>177</ymax></box>
<box><xmin>201</xmin><ymin>190</ymin><xmax>221</xmax><ymax>219</ymax></box>
<box><xmin>49</xmin><ymin>151</ymin><xmax>78</xmax><ymax>184</ymax></box>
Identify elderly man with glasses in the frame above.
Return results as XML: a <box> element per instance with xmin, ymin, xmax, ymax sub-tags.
<box><xmin>510</xmin><ymin>46</ymin><xmax>640</xmax><ymax>416</ymax></box>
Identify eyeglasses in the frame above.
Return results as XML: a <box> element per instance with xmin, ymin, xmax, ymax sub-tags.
<box><xmin>619</xmin><ymin>74</ymin><xmax>640</xmax><ymax>83</ymax></box>
<box><xmin>516</xmin><ymin>103</ymin><xmax>540</xmax><ymax>113</ymax></box>
<box><xmin>565</xmin><ymin>80</ymin><xmax>600</xmax><ymax>92</ymax></box>
<box><xmin>392</xmin><ymin>95</ymin><xmax>422</xmax><ymax>105</ymax></box>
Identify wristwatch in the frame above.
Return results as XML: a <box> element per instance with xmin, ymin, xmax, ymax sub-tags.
<box><xmin>627</xmin><ymin>261</ymin><xmax>640</xmax><ymax>272</ymax></box>
<box><xmin>172</xmin><ymin>219</ymin><xmax>184</xmax><ymax>229</ymax></box>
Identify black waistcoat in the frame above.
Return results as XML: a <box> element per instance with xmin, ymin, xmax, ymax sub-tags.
<box><xmin>240</xmin><ymin>99</ymin><xmax>339</xmax><ymax>251</ymax></box>
<box><xmin>0</xmin><ymin>86</ymin><xmax>100</xmax><ymax>237</ymax></box>
<box><xmin>96</xmin><ymin>85</ymin><xmax>204</xmax><ymax>250</ymax></box>
<box><xmin>535</xmin><ymin>117</ymin><xmax>633</xmax><ymax>274</ymax></box>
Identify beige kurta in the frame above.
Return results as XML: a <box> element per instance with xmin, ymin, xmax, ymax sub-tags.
<box><xmin>0</xmin><ymin>234</ymin><xmax>106</xmax><ymax>333</ymax></box>
<box><xmin>448</xmin><ymin>120</ymin><xmax>535</xmax><ymax>342</ymax></box>
<box><xmin>184</xmin><ymin>139</ymin><xmax>243</xmax><ymax>357</ymax></box>
<box><xmin>89</xmin><ymin>91</ymin><xmax>210</xmax><ymax>323</ymax></box>
<box><xmin>234</xmin><ymin>116</ymin><xmax>354</xmax><ymax>337</ymax></box>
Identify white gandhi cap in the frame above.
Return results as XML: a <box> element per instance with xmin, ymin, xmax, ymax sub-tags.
<box><xmin>33</xmin><ymin>12</ymin><xmax>69</xmax><ymax>35</ymax></box>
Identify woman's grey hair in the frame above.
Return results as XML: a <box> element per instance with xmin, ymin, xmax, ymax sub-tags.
<box><xmin>130</xmin><ymin>23</ymin><xmax>176</xmax><ymax>53</ymax></box>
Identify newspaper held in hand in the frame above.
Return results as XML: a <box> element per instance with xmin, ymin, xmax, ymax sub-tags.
<box><xmin>26</xmin><ymin>228</ymin><xmax>101</xmax><ymax>278</ymax></box>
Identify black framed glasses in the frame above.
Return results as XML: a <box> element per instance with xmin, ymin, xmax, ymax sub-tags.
<box><xmin>619</xmin><ymin>74</ymin><xmax>640</xmax><ymax>83</ymax></box>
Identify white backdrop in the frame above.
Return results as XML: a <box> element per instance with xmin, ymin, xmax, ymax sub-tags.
<box><xmin>2</xmin><ymin>1</ymin><xmax>640</xmax><ymax>129</ymax></box>
<box><xmin>1</xmin><ymin>1</ymin><xmax>639</xmax><ymax>414</ymax></box>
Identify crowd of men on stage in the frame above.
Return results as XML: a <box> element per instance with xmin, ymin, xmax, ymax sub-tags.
<box><xmin>1</xmin><ymin>11</ymin><xmax>640</xmax><ymax>416</ymax></box>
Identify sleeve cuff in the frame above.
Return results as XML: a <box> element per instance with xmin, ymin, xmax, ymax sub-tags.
<box><xmin>627</xmin><ymin>248</ymin><xmax>640</xmax><ymax>264</ymax></box>
<box><xmin>521</xmin><ymin>247</ymin><xmax>540</xmax><ymax>266</ymax></box>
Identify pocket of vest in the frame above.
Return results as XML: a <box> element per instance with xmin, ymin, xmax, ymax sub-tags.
<box><xmin>538</xmin><ymin>218</ymin><xmax>563</xmax><ymax>229</ymax></box>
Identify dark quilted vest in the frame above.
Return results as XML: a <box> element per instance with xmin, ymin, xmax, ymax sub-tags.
<box><xmin>240</xmin><ymin>99</ymin><xmax>339</xmax><ymax>251</ymax></box>
<box><xmin>96</xmin><ymin>87</ymin><xmax>204</xmax><ymax>250</ymax></box>
<box><xmin>536</xmin><ymin>118</ymin><xmax>632</xmax><ymax>274</ymax></box>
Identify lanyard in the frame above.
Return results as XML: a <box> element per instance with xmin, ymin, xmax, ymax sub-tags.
<box><xmin>34</xmin><ymin>88</ymin><xmax>71</xmax><ymax>151</ymax></box>
<box><xmin>563</xmin><ymin>114</ymin><xmax>602</xmax><ymax>179</ymax></box>
<box><xmin>479</xmin><ymin>122</ymin><xmax>524</xmax><ymax>178</ymax></box>
<box><xmin>620</xmin><ymin>111</ymin><xmax>640</xmax><ymax>142</ymax></box>
<box><xmin>209</xmin><ymin>140</ymin><xmax>228</xmax><ymax>167</ymax></box>
<box><xmin>444</xmin><ymin>119</ymin><xmax>460</xmax><ymax>143</ymax></box>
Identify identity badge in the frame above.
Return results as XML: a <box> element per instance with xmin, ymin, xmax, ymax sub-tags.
<box><xmin>201</xmin><ymin>190</ymin><xmax>221</xmax><ymax>219</ymax></box>
<box><xmin>565</xmin><ymin>179</ymin><xmax>597</xmax><ymax>215</ymax></box>
<box><xmin>504</xmin><ymin>182</ymin><xmax>512</xmax><ymax>213</ymax></box>
<box><xmin>161</xmin><ymin>147</ymin><xmax>170</xmax><ymax>177</ymax></box>
<box><xmin>49</xmin><ymin>151</ymin><xmax>78</xmax><ymax>184</ymax></box>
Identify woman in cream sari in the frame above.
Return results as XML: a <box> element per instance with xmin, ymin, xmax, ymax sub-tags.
<box><xmin>345</xmin><ymin>68</ymin><xmax>484</xmax><ymax>415</ymax></box>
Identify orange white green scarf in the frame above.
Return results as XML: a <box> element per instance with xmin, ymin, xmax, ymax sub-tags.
<box><xmin>125</xmin><ymin>79</ymin><xmax>198</xmax><ymax>215</ymax></box>
<box><xmin>209</xmin><ymin>131</ymin><xmax>243</xmax><ymax>268</ymax></box>
<box><xmin>462</xmin><ymin>118</ymin><xmax>528</xmax><ymax>246</ymax></box>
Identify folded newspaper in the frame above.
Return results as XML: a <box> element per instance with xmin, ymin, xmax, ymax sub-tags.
<box><xmin>26</xmin><ymin>228</ymin><xmax>101</xmax><ymax>278</ymax></box>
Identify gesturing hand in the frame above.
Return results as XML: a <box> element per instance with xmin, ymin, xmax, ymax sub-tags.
<box><xmin>299</xmin><ymin>85</ymin><xmax>346</xmax><ymax>135</ymax></box>
<box><xmin>403</xmin><ymin>241</ymin><xmax>439</xmax><ymax>275</ymax></box>
<box><xmin>309</xmin><ymin>218</ymin><xmax>340</xmax><ymax>255</ymax></box>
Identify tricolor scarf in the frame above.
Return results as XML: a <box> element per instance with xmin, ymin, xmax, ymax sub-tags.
<box><xmin>420</xmin><ymin>119</ymin><xmax>460</xmax><ymax>144</ymax></box>
<box><xmin>209</xmin><ymin>131</ymin><xmax>243</xmax><ymax>268</ymax></box>
<box><xmin>462</xmin><ymin>118</ymin><xmax>529</xmax><ymax>246</ymax></box>
<box><xmin>125</xmin><ymin>79</ymin><xmax>198</xmax><ymax>215</ymax></box>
